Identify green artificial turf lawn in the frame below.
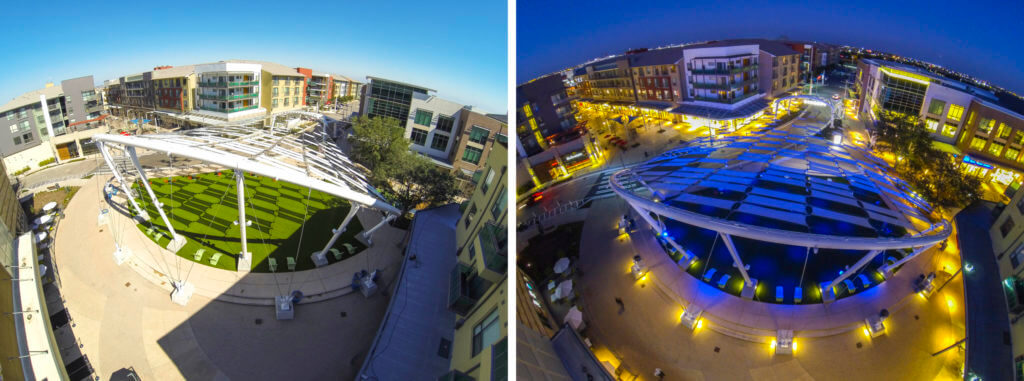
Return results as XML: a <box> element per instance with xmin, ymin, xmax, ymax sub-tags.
<box><xmin>131</xmin><ymin>169</ymin><xmax>366</xmax><ymax>272</ymax></box>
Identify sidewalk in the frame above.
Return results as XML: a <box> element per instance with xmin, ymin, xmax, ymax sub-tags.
<box><xmin>78</xmin><ymin>176</ymin><xmax>405</xmax><ymax>305</ymax></box>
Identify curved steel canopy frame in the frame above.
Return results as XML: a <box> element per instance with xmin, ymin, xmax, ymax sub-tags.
<box><xmin>610</xmin><ymin>168</ymin><xmax>951</xmax><ymax>251</ymax></box>
<box><xmin>93</xmin><ymin>114</ymin><xmax>401</xmax><ymax>216</ymax></box>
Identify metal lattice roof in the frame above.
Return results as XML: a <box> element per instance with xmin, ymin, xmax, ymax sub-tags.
<box><xmin>94</xmin><ymin>112</ymin><xmax>399</xmax><ymax>214</ymax></box>
<box><xmin>612</xmin><ymin>126</ymin><xmax>951</xmax><ymax>250</ymax></box>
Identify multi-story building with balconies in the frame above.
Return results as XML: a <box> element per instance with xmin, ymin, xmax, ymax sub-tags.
<box><xmin>331</xmin><ymin>75</ymin><xmax>362</xmax><ymax>99</ymax></box>
<box><xmin>445</xmin><ymin>140</ymin><xmax>507</xmax><ymax>381</ymax></box>
<box><xmin>151</xmin><ymin>65</ymin><xmax>196</xmax><ymax>115</ymax></box>
<box><xmin>681</xmin><ymin>43</ymin><xmax>762</xmax><ymax>105</ymax></box>
<box><xmin>516</xmin><ymin>73</ymin><xmax>576</xmax><ymax>157</ymax></box>
<box><xmin>451</xmin><ymin>110</ymin><xmax>507</xmax><ymax>177</ymax></box>
<box><xmin>629</xmin><ymin>47</ymin><xmax>684</xmax><ymax>107</ymax></box>
<box><xmin>577</xmin><ymin>56</ymin><xmax>635</xmax><ymax>103</ymax></box>
<box><xmin>361</xmin><ymin>76</ymin><xmax>433</xmax><ymax>128</ymax></box>
<box><xmin>194</xmin><ymin>62</ymin><xmax>265</xmax><ymax>121</ymax></box>
<box><xmin>0</xmin><ymin>75</ymin><xmax>114</xmax><ymax>173</ymax></box>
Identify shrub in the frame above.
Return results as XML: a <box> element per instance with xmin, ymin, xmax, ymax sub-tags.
<box><xmin>38</xmin><ymin>157</ymin><xmax>56</xmax><ymax>167</ymax></box>
<box><xmin>12</xmin><ymin>166</ymin><xmax>30</xmax><ymax>176</ymax></box>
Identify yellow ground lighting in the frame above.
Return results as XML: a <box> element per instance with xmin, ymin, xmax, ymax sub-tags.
<box><xmin>696</xmin><ymin>318</ymin><xmax>704</xmax><ymax>330</ymax></box>
<box><xmin>769</xmin><ymin>339</ymin><xmax>777</xmax><ymax>351</ymax></box>
<box><xmin>863</xmin><ymin>327</ymin><xmax>871</xmax><ymax>338</ymax></box>
<box><xmin>792</xmin><ymin>340</ymin><xmax>798</xmax><ymax>352</ymax></box>
<box><xmin>946</xmin><ymin>297</ymin><xmax>955</xmax><ymax>312</ymax></box>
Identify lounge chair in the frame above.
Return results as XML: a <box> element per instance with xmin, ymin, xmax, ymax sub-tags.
<box><xmin>193</xmin><ymin>249</ymin><xmax>205</xmax><ymax>261</ymax></box>
<box><xmin>702</xmin><ymin>268</ymin><xmax>717</xmax><ymax>281</ymax></box>
<box><xmin>269</xmin><ymin>258</ymin><xmax>278</xmax><ymax>272</ymax></box>
<box><xmin>776</xmin><ymin>286</ymin><xmax>784</xmax><ymax>302</ymax></box>
<box><xmin>330</xmin><ymin>248</ymin><xmax>343</xmax><ymax>261</ymax></box>
<box><xmin>146</xmin><ymin>227</ymin><xmax>155</xmax><ymax>236</ymax></box>
<box><xmin>717</xmin><ymin>274</ymin><xmax>731</xmax><ymax>288</ymax></box>
<box><xmin>858</xmin><ymin>274</ymin><xmax>872</xmax><ymax>287</ymax></box>
<box><xmin>795</xmin><ymin>287</ymin><xmax>803</xmax><ymax>303</ymax></box>
<box><xmin>209</xmin><ymin>253</ymin><xmax>222</xmax><ymax>266</ymax></box>
<box><xmin>342</xmin><ymin>243</ymin><xmax>357</xmax><ymax>255</ymax></box>
<box><xmin>287</xmin><ymin>257</ymin><xmax>296</xmax><ymax>271</ymax></box>
<box><xmin>843</xmin><ymin>279</ymin><xmax>857</xmax><ymax>293</ymax></box>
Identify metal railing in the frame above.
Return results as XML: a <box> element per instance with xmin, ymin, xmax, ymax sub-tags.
<box><xmin>690</xmin><ymin>64</ymin><xmax>759</xmax><ymax>75</ymax></box>
<box><xmin>199</xmin><ymin>93</ymin><xmax>258</xmax><ymax>100</ymax></box>
<box><xmin>199</xmin><ymin>104</ymin><xmax>259</xmax><ymax>113</ymax></box>
<box><xmin>200</xmin><ymin>81</ymin><xmax>259</xmax><ymax>87</ymax></box>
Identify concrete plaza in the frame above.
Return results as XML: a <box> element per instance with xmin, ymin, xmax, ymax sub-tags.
<box><xmin>49</xmin><ymin>174</ymin><xmax>405</xmax><ymax>380</ymax></box>
<box><xmin>565</xmin><ymin>197</ymin><xmax>965</xmax><ymax>380</ymax></box>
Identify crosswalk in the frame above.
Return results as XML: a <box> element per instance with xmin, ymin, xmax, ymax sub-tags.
<box><xmin>584</xmin><ymin>172</ymin><xmax>643</xmax><ymax>200</ymax></box>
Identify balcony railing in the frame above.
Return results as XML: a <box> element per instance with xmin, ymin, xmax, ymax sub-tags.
<box><xmin>690</xmin><ymin>77</ymin><xmax>758</xmax><ymax>90</ymax></box>
<box><xmin>199</xmin><ymin>93</ymin><xmax>259</xmax><ymax>101</ymax></box>
<box><xmin>690</xmin><ymin>64</ymin><xmax>759</xmax><ymax>75</ymax></box>
<box><xmin>199</xmin><ymin>104</ymin><xmax>259</xmax><ymax>113</ymax></box>
<box><xmin>694</xmin><ymin>91</ymin><xmax>759</xmax><ymax>104</ymax></box>
<box><xmin>448</xmin><ymin>263</ymin><xmax>479</xmax><ymax>316</ymax></box>
<box><xmin>478</xmin><ymin>223</ymin><xmax>506</xmax><ymax>276</ymax></box>
<box><xmin>200</xmin><ymin>81</ymin><xmax>259</xmax><ymax>87</ymax></box>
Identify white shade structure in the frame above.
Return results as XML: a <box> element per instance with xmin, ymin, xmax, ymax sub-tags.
<box><xmin>564</xmin><ymin>306</ymin><xmax>584</xmax><ymax>330</ymax></box>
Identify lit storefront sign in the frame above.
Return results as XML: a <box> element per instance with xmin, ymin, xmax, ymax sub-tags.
<box><xmin>962</xmin><ymin>155</ymin><xmax>993</xmax><ymax>169</ymax></box>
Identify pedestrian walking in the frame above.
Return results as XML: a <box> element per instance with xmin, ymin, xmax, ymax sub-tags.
<box><xmin>654</xmin><ymin>368</ymin><xmax>665</xmax><ymax>380</ymax></box>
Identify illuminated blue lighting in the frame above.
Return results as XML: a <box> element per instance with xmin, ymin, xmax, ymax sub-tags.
<box><xmin>963</xmin><ymin>155</ymin><xmax>993</xmax><ymax>169</ymax></box>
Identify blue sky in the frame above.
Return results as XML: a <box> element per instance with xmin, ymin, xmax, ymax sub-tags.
<box><xmin>517</xmin><ymin>0</ymin><xmax>1024</xmax><ymax>94</ymax></box>
<box><xmin>0</xmin><ymin>0</ymin><xmax>508</xmax><ymax>114</ymax></box>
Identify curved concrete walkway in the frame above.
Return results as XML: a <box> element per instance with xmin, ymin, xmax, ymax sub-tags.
<box><xmin>82</xmin><ymin>176</ymin><xmax>404</xmax><ymax>305</ymax></box>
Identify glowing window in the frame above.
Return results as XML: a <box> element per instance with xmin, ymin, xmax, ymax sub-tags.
<box><xmin>969</xmin><ymin>137</ymin><xmax>986</xmax><ymax>151</ymax></box>
<box><xmin>999</xmin><ymin>123</ymin><xmax>1011</xmax><ymax>139</ymax></box>
<box><xmin>978</xmin><ymin>117</ymin><xmax>995</xmax><ymax>134</ymax></box>
<box><xmin>989</xmin><ymin>143</ymin><xmax>1005</xmax><ymax>156</ymax></box>
<box><xmin>924</xmin><ymin>118</ymin><xmax>939</xmax><ymax>132</ymax></box>
<box><xmin>947</xmin><ymin>104</ymin><xmax>964</xmax><ymax>122</ymax></box>
<box><xmin>1007</xmin><ymin>148</ymin><xmax>1020</xmax><ymax>161</ymax></box>
<box><xmin>942</xmin><ymin>123</ymin><xmax>958</xmax><ymax>137</ymax></box>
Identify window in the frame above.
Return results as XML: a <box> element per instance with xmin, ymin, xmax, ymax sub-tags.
<box><xmin>22</xmin><ymin>133</ymin><xmax>32</xmax><ymax>143</ymax></box>
<box><xmin>436</xmin><ymin>115</ymin><xmax>454</xmax><ymax>132</ymax></box>
<box><xmin>472</xmin><ymin>308</ymin><xmax>501</xmax><ymax>356</ymax></box>
<box><xmin>273</xmin><ymin>87</ymin><xmax>279</xmax><ymax>97</ymax></box>
<box><xmin>491</xmin><ymin>188</ymin><xmax>507</xmax><ymax>219</ymax></box>
<box><xmin>462</xmin><ymin>146</ymin><xmax>483</xmax><ymax>164</ymax></box>
<box><xmin>414</xmin><ymin>109</ymin><xmax>433</xmax><ymax>126</ymax></box>
<box><xmin>285</xmin><ymin>87</ymin><xmax>290</xmax><ymax>96</ymax></box>
<box><xmin>18</xmin><ymin>120</ymin><xmax>29</xmax><ymax>131</ymax></box>
<box><xmin>978</xmin><ymin>117</ymin><xmax>995</xmax><ymax>134</ymax></box>
<box><xmin>969</xmin><ymin>137</ymin><xmax>986</xmax><ymax>151</ymax></box>
<box><xmin>284</xmin><ymin>98</ymin><xmax>290</xmax><ymax>106</ymax></box>
<box><xmin>429</xmin><ymin>133</ymin><xmax>449</xmax><ymax>151</ymax></box>
<box><xmin>5</xmin><ymin>112</ymin><xmax>11</xmax><ymax>120</ymax></box>
<box><xmin>1001</xmin><ymin>217</ymin><xmax>1017</xmax><ymax>237</ymax></box>
<box><xmin>495</xmin><ymin>133</ymin><xmax>507</xmax><ymax>145</ymax></box>
<box><xmin>294</xmin><ymin>87</ymin><xmax>299</xmax><ymax>96</ymax></box>
<box><xmin>927</xmin><ymin>99</ymin><xmax>945</xmax><ymax>115</ymax></box>
<box><xmin>989</xmin><ymin>143</ymin><xmax>1004</xmax><ymax>156</ymax></box>
<box><xmin>941</xmin><ymin>123</ymin><xmax>957</xmax><ymax>137</ymax></box>
<box><xmin>274</xmin><ymin>78</ymin><xmax>279</xmax><ymax>86</ymax></box>
<box><xmin>1007</xmin><ymin>148</ymin><xmax>1020</xmax><ymax>161</ymax></box>
<box><xmin>410</xmin><ymin>128</ymin><xmax>428</xmax><ymax>146</ymax></box>
<box><xmin>924</xmin><ymin>118</ymin><xmax>939</xmax><ymax>132</ymax></box>
<box><xmin>481</xmin><ymin>168</ymin><xmax>495</xmax><ymax>193</ymax></box>
<box><xmin>999</xmin><ymin>123</ymin><xmax>1012</xmax><ymax>139</ymax></box>
<box><xmin>947</xmin><ymin>104</ymin><xmax>964</xmax><ymax>122</ymax></box>
<box><xmin>293</xmin><ymin>97</ymin><xmax>298</xmax><ymax>105</ymax></box>
<box><xmin>469</xmin><ymin>126</ymin><xmax>490</xmax><ymax>144</ymax></box>
<box><xmin>272</xmin><ymin>99</ymin><xmax>278</xmax><ymax>108</ymax></box>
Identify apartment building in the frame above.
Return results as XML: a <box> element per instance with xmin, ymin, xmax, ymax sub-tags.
<box><xmin>629</xmin><ymin>47</ymin><xmax>684</xmax><ymax>106</ymax></box>
<box><xmin>151</xmin><ymin>65</ymin><xmax>196</xmax><ymax>114</ymax></box>
<box><xmin>331</xmin><ymin>75</ymin><xmax>362</xmax><ymax>99</ymax></box>
<box><xmin>0</xmin><ymin>75</ymin><xmax>113</xmax><ymax>173</ymax></box>
<box><xmin>516</xmin><ymin>73</ymin><xmax>576</xmax><ymax>157</ymax></box>
<box><xmin>759</xmin><ymin>43</ymin><xmax>801</xmax><ymax>98</ymax></box>
<box><xmin>193</xmin><ymin>62</ymin><xmax>265</xmax><ymax>122</ymax></box>
<box><xmin>577</xmin><ymin>56</ymin><xmax>635</xmax><ymax>103</ymax></box>
<box><xmin>451</xmin><ymin>110</ymin><xmax>507</xmax><ymax>176</ymax></box>
<box><xmin>681</xmin><ymin>43</ymin><xmax>762</xmax><ymax>105</ymax></box>
<box><xmin>255</xmin><ymin>62</ymin><xmax>305</xmax><ymax>114</ymax></box>
<box><xmin>987</xmin><ymin>187</ymin><xmax>1024</xmax><ymax>376</ymax></box>
<box><xmin>446</xmin><ymin>141</ymin><xmax>507</xmax><ymax>380</ymax></box>
<box><xmin>857</xmin><ymin>58</ymin><xmax>1024</xmax><ymax>186</ymax></box>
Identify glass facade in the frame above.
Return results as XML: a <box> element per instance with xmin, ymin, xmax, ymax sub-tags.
<box><xmin>410</xmin><ymin>128</ymin><xmax>428</xmax><ymax>146</ymax></box>
<box><xmin>366</xmin><ymin>80</ymin><xmax>423</xmax><ymax>127</ymax></box>
<box><xmin>877</xmin><ymin>72</ymin><xmax>927</xmax><ymax>117</ymax></box>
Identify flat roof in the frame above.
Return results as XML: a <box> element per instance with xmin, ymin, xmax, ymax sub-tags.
<box><xmin>0</xmin><ymin>85</ymin><xmax>63</xmax><ymax>112</ymax></box>
<box><xmin>151</xmin><ymin>65</ymin><xmax>196</xmax><ymax>79</ymax></box>
<box><xmin>366</xmin><ymin>76</ymin><xmax>435</xmax><ymax>92</ymax></box>
<box><xmin>357</xmin><ymin>204</ymin><xmax>460</xmax><ymax>380</ymax></box>
<box><xmin>671</xmin><ymin>97</ymin><xmax>770</xmax><ymax>120</ymax></box>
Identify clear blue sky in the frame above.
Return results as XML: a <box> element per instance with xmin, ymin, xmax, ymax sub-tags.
<box><xmin>0</xmin><ymin>0</ymin><xmax>508</xmax><ymax>114</ymax></box>
<box><xmin>517</xmin><ymin>0</ymin><xmax>1024</xmax><ymax>94</ymax></box>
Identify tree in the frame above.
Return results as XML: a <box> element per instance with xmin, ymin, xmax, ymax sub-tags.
<box><xmin>384</xmin><ymin>151</ymin><xmax>459</xmax><ymax>216</ymax></box>
<box><xmin>873</xmin><ymin>111</ymin><xmax>981</xmax><ymax>210</ymax></box>
<box><xmin>349</xmin><ymin>116</ymin><xmax>409</xmax><ymax>179</ymax></box>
